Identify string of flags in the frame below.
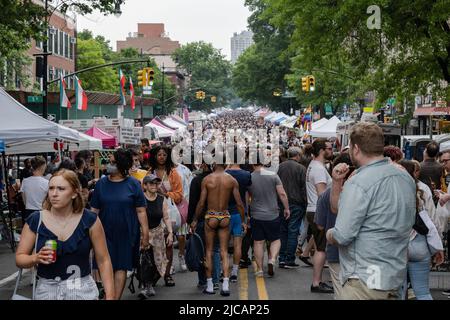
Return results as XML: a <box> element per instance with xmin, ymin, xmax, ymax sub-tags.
<box><xmin>59</xmin><ymin>68</ymin><xmax>137</xmax><ymax>111</ymax></box>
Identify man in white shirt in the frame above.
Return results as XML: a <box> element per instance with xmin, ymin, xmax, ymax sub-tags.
<box><xmin>306</xmin><ymin>138</ymin><xmax>334</xmax><ymax>294</ymax></box>
<box><xmin>20</xmin><ymin>156</ymin><xmax>49</xmax><ymax>223</ymax></box>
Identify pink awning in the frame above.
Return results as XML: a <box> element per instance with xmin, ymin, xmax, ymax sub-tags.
<box><xmin>84</xmin><ymin>126</ymin><xmax>117</xmax><ymax>149</ymax></box>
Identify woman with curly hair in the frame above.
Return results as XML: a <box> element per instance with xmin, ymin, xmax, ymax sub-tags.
<box><xmin>90</xmin><ymin>148</ymin><xmax>149</xmax><ymax>299</ymax></box>
<box><xmin>148</xmin><ymin>145</ymin><xmax>184</xmax><ymax>287</ymax></box>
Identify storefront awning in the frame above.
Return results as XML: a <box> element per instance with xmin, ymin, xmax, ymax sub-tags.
<box><xmin>414</xmin><ymin>107</ymin><xmax>450</xmax><ymax>117</ymax></box>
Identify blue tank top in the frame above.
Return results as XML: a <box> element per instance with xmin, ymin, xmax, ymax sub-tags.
<box><xmin>26</xmin><ymin>209</ymin><xmax>97</xmax><ymax>281</ymax></box>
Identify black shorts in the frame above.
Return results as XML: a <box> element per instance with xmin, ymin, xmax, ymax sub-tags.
<box><xmin>251</xmin><ymin>217</ymin><xmax>280</xmax><ymax>242</ymax></box>
<box><xmin>306</xmin><ymin>212</ymin><xmax>326</xmax><ymax>252</ymax></box>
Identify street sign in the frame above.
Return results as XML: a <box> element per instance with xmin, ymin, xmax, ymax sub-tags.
<box><xmin>27</xmin><ymin>95</ymin><xmax>43</xmax><ymax>103</ymax></box>
<box><xmin>387</xmin><ymin>98</ymin><xmax>396</xmax><ymax>105</ymax></box>
<box><xmin>325</xmin><ymin>103</ymin><xmax>333</xmax><ymax>115</ymax></box>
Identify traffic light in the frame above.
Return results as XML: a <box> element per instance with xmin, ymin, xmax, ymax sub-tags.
<box><xmin>137</xmin><ymin>69</ymin><xmax>147</xmax><ymax>87</ymax></box>
<box><xmin>301</xmin><ymin>77</ymin><xmax>309</xmax><ymax>92</ymax></box>
<box><xmin>147</xmin><ymin>68</ymin><xmax>155</xmax><ymax>85</ymax></box>
<box><xmin>195</xmin><ymin>91</ymin><xmax>202</xmax><ymax>99</ymax></box>
<box><xmin>201</xmin><ymin>91</ymin><xmax>206</xmax><ymax>100</ymax></box>
<box><xmin>308</xmin><ymin>75</ymin><xmax>315</xmax><ymax>91</ymax></box>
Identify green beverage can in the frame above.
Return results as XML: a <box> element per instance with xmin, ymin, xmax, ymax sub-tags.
<box><xmin>45</xmin><ymin>240</ymin><xmax>57</xmax><ymax>262</ymax></box>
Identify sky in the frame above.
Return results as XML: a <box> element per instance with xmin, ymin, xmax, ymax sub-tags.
<box><xmin>76</xmin><ymin>0</ymin><xmax>252</xmax><ymax>60</ymax></box>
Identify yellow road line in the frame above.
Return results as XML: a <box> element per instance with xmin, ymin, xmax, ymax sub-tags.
<box><xmin>239</xmin><ymin>267</ymin><xmax>248</xmax><ymax>300</ymax></box>
<box><xmin>253</xmin><ymin>261</ymin><xmax>269</xmax><ymax>300</ymax></box>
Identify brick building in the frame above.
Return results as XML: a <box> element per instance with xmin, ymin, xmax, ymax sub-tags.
<box><xmin>117</xmin><ymin>23</ymin><xmax>187</xmax><ymax>94</ymax></box>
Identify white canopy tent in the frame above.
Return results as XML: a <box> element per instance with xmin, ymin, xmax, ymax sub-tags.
<box><xmin>310</xmin><ymin>116</ymin><xmax>341</xmax><ymax>138</ymax></box>
<box><xmin>5</xmin><ymin>127</ymin><xmax>101</xmax><ymax>155</ymax></box>
<box><xmin>271</xmin><ymin>113</ymin><xmax>288</xmax><ymax>124</ymax></box>
<box><xmin>280</xmin><ymin>116</ymin><xmax>298</xmax><ymax>128</ymax></box>
<box><xmin>0</xmin><ymin>87</ymin><xmax>81</xmax><ymax>154</ymax></box>
<box><xmin>311</xmin><ymin>118</ymin><xmax>329</xmax><ymax>130</ymax></box>
<box><xmin>264</xmin><ymin>111</ymin><xmax>278</xmax><ymax>121</ymax></box>
<box><xmin>161</xmin><ymin>117</ymin><xmax>187</xmax><ymax>131</ymax></box>
<box><xmin>145</xmin><ymin>122</ymin><xmax>175</xmax><ymax>138</ymax></box>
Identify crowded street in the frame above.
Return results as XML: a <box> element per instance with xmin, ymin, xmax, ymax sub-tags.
<box><xmin>1</xmin><ymin>0</ymin><xmax>450</xmax><ymax>305</ymax></box>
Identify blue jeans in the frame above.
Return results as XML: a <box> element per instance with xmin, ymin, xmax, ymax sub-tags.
<box><xmin>196</xmin><ymin>220</ymin><xmax>220</xmax><ymax>285</ymax></box>
<box><xmin>401</xmin><ymin>235</ymin><xmax>433</xmax><ymax>300</ymax></box>
<box><xmin>279</xmin><ymin>204</ymin><xmax>305</xmax><ymax>264</ymax></box>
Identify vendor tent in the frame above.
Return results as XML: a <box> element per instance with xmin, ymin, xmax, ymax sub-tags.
<box><xmin>311</xmin><ymin>118</ymin><xmax>328</xmax><ymax>130</ymax></box>
<box><xmin>264</xmin><ymin>111</ymin><xmax>277</xmax><ymax>121</ymax></box>
<box><xmin>310</xmin><ymin>116</ymin><xmax>341</xmax><ymax>138</ymax></box>
<box><xmin>0</xmin><ymin>87</ymin><xmax>80</xmax><ymax>144</ymax></box>
<box><xmin>145</xmin><ymin>119</ymin><xmax>175</xmax><ymax>138</ymax></box>
<box><xmin>170</xmin><ymin>115</ymin><xmax>188</xmax><ymax>126</ymax></box>
<box><xmin>85</xmin><ymin>126</ymin><xmax>117</xmax><ymax>149</ymax></box>
<box><xmin>5</xmin><ymin>127</ymin><xmax>101</xmax><ymax>155</ymax></box>
<box><xmin>161</xmin><ymin>117</ymin><xmax>187</xmax><ymax>131</ymax></box>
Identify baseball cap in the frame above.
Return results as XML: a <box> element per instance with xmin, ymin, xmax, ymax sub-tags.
<box><xmin>143</xmin><ymin>174</ymin><xmax>162</xmax><ymax>184</ymax></box>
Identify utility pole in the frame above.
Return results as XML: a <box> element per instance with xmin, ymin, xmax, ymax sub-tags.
<box><xmin>43</xmin><ymin>0</ymin><xmax>49</xmax><ymax>120</ymax></box>
<box><xmin>161</xmin><ymin>63</ymin><xmax>165</xmax><ymax>115</ymax></box>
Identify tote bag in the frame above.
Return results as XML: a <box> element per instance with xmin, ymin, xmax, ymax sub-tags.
<box><xmin>165</xmin><ymin>197</ymin><xmax>181</xmax><ymax>231</ymax></box>
<box><xmin>11</xmin><ymin>211</ymin><xmax>41</xmax><ymax>300</ymax></box>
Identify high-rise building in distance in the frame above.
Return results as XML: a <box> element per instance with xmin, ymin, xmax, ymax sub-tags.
<box><xmin>231</xmin><ymin>30</ymin><xmax>254</xmax><ymax>64</ymax></box>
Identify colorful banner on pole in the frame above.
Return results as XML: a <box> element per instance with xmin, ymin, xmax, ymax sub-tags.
<box><xmin>60</xmin><ymin>78</ymin><xmax>71</xmax><ymax>109</ymax></box>
<box><xmin>130</xmin><ymin>78</ymin><xmax>135</xmax><ymax>111</ymax></box>
<box><xmin>74</xmin><ymin>76</ymin><xmax>88</xmax><ymax>111</ymax></box>
<box><xmin>119</xmin><ymin>69</ymin><xmax>126</xmax><ymax>106</ymax></box>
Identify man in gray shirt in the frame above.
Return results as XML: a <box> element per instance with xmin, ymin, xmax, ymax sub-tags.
<box><xmin>327</xmin><ymin>122</ymin><xmax>416</xmax><ymax>300</ymax></box>
<box><xmin>249</xmin><ymin>161</ymin><xmax>290</xmax><ymax>278</ymax></box>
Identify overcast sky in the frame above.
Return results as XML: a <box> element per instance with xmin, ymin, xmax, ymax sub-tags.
<box><xmin>76</xmin><ymin>0</ymin><xmax>252</xmax><ymax>60</ymax></box>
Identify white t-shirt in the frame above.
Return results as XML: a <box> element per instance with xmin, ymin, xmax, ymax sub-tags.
<box><xmin>20</xmin><ymin>176</ymin><xmax>49</xmax><ymax>210</ymax></box>
<box><xmin>306</xmin><ymin>160</ymin><xmax>332</xmax><ymax>212</ymax></box>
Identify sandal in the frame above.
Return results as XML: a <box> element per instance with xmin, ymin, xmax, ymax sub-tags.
<box><xmin>164</xmin><ymin>275</ymin><xmax>175</xmax><ymax>287</ymax></box>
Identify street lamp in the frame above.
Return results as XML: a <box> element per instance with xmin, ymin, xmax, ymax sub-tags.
<box><xmin>114</xmin><ymin>1</ymin><xmax>122</xmax><ymax>17</ymax></box>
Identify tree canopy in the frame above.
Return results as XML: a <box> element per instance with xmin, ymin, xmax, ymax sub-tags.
<box><xmin>172</xmin><ymin>41</ymin><xmax>235</xmax><ymax>110</ymax></box>
<box><xmin>233</xmin><ymin>0</ymin><xmax>450</xmax><ymax>113</ymax></box>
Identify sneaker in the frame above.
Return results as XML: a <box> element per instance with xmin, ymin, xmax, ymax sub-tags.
<box><xmin>220</xmin><ymin>289</ymin><xmax>230</xmax><ymax>297</ymax></box>
<box><xmin>311</xmin><ymin>282</ymin><xmax>334</xmax><ymax>294</ymax></box>
<box><xmin>299</xmin><ymin>256</ymin><xmax>313</xmax><ymax>267</ymax></box>
<box><xmin>267</xmin><ymin>262</ymin><xmax>274</xmax><ymax>277</ymax></box>
<box><xmin>214</xmin><ymin>283</ymin><xmax>220</xmax><ymax>291</ymax></box>
<box><xmin>284</xmin><ymin>262</ymin><xmax>300</xmax><ymax>269</ymax></box>
<box><xmin>203</xmin><ymin>288</ymin><xmax>215</xmax><ymax>295</ymax></box>
<box><xmin>230</xmin><ymin>274</ymin><xmax>238</xmax><ymax>283</ymax></box>
<box><xmin>239</xmin><ymin>259</ymin><xmax>251</xmax><ymax>269</ymax></box>
<box><xmin>146</xmin><ymin>286</ymin><xmax>156</xmax><ymax>296</ymax></box>
<box><xmin>179</xmin><ymin>255</ymin><xmax>188</xmax><ymax>272</ymax></box>
<box><xmin>197</xmin><ymin>283</ymin><xmax>207</xmax><ymax>290</ymax></box>
<box><xmin>138</xmin><ymin>286</ymin><xmax>155</xmax><ymax>300</ymax></box>
<box><xmin>278</xmin><ymin>262</ymin><xmax>287</xmax><ymax>269</ymax></box>
<box><xmin>442</xmin><ymin>289</ymin><xmax>450</xmax><ymax>296</ymax></box>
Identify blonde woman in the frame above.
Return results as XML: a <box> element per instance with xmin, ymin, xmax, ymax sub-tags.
<box><xmin>16</xmin><ymin>169</ymin><xmax>114</xmax><ymax>300</ymax></box>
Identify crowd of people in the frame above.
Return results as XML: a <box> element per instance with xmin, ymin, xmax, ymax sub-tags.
<box><xmin>4</xmin><ymin>110</ymin><xmax>450</xmax><ymax>300</ymax></box>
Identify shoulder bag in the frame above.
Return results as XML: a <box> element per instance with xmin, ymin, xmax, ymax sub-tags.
<box><xmin>11</xmin><ymin>211</ymin><xmax>42</xmax><ymax>300</ymax></box>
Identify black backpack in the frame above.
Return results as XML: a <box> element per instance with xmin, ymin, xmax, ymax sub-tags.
<box><xmin>129</xmin><ymin>247</ymin><xmax>158</xmax><ymax>293</ymax></box>
<box><xmin>185</xmin><ymin>233</ymin><xmax>205</xmax><ymax>272</ymax></box>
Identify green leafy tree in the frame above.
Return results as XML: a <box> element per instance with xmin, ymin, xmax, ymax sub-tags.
<box><xmin>172</xmin><ymin>41</ymin><xmax>234</xmax><ymax>110</ymax></box>
<box><xmin>76</xmin><ymin>37</ymin><xmax>116</xmax><ymax>93</ymax></box>
<box><xmin>0</xmin><ymin>0</ymin><xmax>126</xmax><ymax>58</ymax></box>
<box><xmin>263</xmin><ymin>0</ymin><xmax>450</xmax><ymax>103</ymax></box>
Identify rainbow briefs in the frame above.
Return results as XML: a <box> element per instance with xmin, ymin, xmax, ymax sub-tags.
<box><xmin>205</xmin><ymin>210</ymin><xmax>230</xmax><ymax>221</ymax></box>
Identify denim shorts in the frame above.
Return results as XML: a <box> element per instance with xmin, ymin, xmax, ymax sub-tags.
<box><xmin>230</xmin><ymin>214</ymin><xmax>243</xmax><ymax>237</ymax></box>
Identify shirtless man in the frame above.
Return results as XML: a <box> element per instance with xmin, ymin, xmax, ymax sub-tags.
<box><xmin>191</xmin><ymin>158</ymin><xmax>245</xmax><ymax>296</ymax></box>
